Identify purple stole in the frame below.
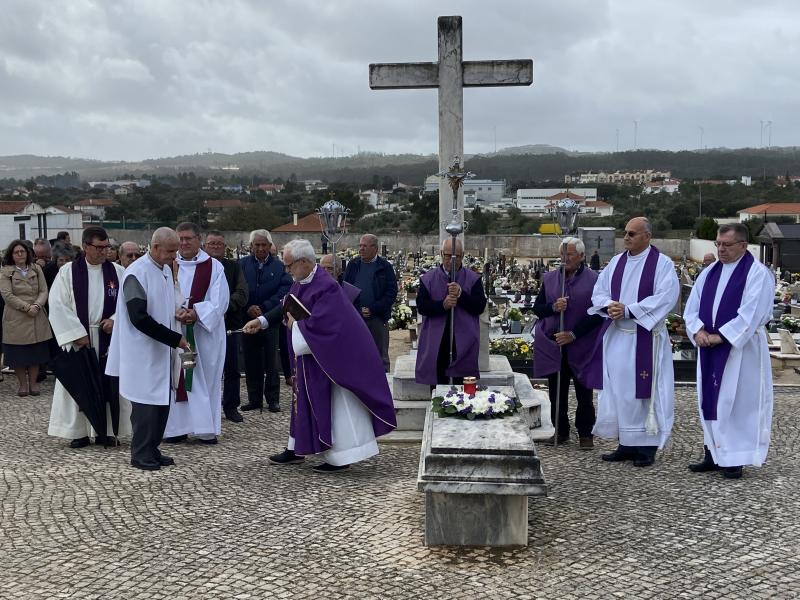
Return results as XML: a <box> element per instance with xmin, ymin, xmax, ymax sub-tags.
<box><xmin>415</xmin><ymin>266</ymin><xmax>481</xmax><ymax>385</ymax></box>
<box><xmin>288</xmin><ymin>268</ymin><xmax>396</xmax><ymax>455</ymax></box>
<box><xmin>591</xmin><ymin>247</ymin><xmax>661</xmax><ymax>398</ymax></box>
<box><xmin>71</xmin><ymin>258</ymin><xmax>119</xmax><ymax>358</ymax></box>
<box><xmin>176</xmin><ymin>258</ymin><xmax>212</xmax><ymax>402</ymax></box>
<box><xmin>697</xmin><ymin>252</ymin><xmax>754</xmax><ymax>420</ymax></box>
<box><xmin>533</xmin><ymin>266</ymin><xmax>600</xmax><ymax>386</ymax></box>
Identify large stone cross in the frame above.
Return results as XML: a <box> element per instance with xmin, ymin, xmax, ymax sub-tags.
<box><xmin>370</xmin><ymin>15</ymin><xmax>533</xmax><ymax>243</ymax></box>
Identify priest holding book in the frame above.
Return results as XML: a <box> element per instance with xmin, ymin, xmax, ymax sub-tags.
<box><xmin>242</xmin><ymin>239</ymin><xmax>396</xmax><ymax>473</ymax></box>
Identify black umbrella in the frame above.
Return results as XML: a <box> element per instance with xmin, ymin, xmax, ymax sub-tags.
<box><xmin>50</xmin><ymin>346</ymin><xmax>119</xmax><ymax>444</ymax></box>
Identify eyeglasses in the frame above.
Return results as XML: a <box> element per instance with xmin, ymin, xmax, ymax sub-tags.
<box><xmin>714</xmin><ymin>240</ymin><xmax>746</xmax><ymax>248</ymax></box>
<box><xmin>284</xmin><ymin>260</ymin><xmax>296</xmax><ymax>269</ymax></box>
<box><xmin>124</xmin><ymin>253</ymin><xmax>137</xmax><ymax>258</ymax></box>
<box><xmin>86</xmin><ymin>243</ymin><xmax>110</xmax><ymax>251</ymax></box>
<box><xmin>442</xmin><ymin>254</ymin><xmax>464</xmax><ymax>259</ymax></box>
<box><xmin>623</xmin><ymin>231</ymin><xmax>642</xmax><ymax>237</ymax></box>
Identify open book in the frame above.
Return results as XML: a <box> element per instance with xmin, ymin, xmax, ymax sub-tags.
<box><xmin>283</xmin><ymin>293</ymin><xmax>311</xmax><ymax>321</ymax></box>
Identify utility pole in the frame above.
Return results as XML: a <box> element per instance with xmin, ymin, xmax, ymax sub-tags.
<box><xmin>699</xmin><ymin>126</ymin><xmax>704</xmax><ymax>150</ymax></box>
<box><xmin>760</xmin><ymin>120</ymin><xmax>764</xmax><ymax>148</ymax></box>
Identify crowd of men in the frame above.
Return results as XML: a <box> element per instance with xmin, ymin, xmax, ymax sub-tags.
<box><xmin>8</xmin><ymin>216</ymin><xmax>773</xmax><ymax>480</ymax></box>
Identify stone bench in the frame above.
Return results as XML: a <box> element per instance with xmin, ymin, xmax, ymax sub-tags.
<box><xmin>417</xmin><ymin>385</ymin><xmax>548</xmax><ymax>547</ymax></box>
<box><xmin>770</xmin><ymin>352</ymin><xmax>800</xmax><ymax>370</ymax></box>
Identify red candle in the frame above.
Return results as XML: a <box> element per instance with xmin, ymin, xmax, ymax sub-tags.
<box><xmin>463</xmin><ymin>377</ymin><xmax>477</xmax><ymax>395</ymax></box>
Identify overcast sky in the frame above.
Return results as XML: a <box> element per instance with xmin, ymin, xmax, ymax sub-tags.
<box><xmin>1</xmin><ymin>0</ymin><xmax>797</xmax><ymax>161</ymax></box>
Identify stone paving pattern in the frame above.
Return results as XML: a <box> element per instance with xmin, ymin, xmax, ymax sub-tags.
<box><xmin>1</xmin><ymin>377</ymin><xmax>798</xmax><ymax>599</ymax></box>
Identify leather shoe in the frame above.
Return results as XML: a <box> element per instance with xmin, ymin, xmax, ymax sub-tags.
<box><xmin>633</xmin><ymin>457</ymin><xmax>655</xmax><ymax>468</ymax></box>
<box><xmin>96</xmin><ymin>435</ymin><xmax>119</xmax><ymax>447</ymax></box>
<box><xmin>269</xmin><ymin>449</ymin><xmax>305</xmax><ymax>465</ymax></box>
<box><xmin>240</xmin><ymin>403</ymin><xmax>263</xmax><ymax>412</ymax></box>
<box><xmin>268</xmin><ymin>402</ymin><xmax>281</xmax><ymax>413</ymax></box>
<box><xmin>542</xmin><ymin>435</ymin><xmax>569</xmax><ymax>445</ymax></box>
<box><xmin>579</xmin><ymin>436</ymin><xmax>594</xmax><ymax>450</ymax></box>
<box><xmin>312</xmin><ymin>462</ymin><xmax>350</xmax><ymax>473</ymax></box>
<box><xmin>157</xmin><ymin>454</ymin><xmax>175</xmax><ymax>466</ymax></box>
<box><xmin>131</xmin><ymin>459</ymin><xmax>161</xmax><ymax>471</ymax></box>
<box><xmin>723</xmin><ymin>466</ymin><xmax>743</xmax><ymax>479</ymax></box>
<box><xmin>163</xmin><ymin>435</ymin><xmax>188</xmax><ymax>444</ymax></box>
<box><xmin>225</xmin><ymin>410</ymin><xmax>244</xmax><ymax>423</ymax></box>
<box><xmin>688</xmin><ymin>446</ymin><xmax>721</xmax><ymax>473</ymax></box>
<box><xmin>601</xmin><ymin>447</ymin><xmax>636</xmax><ymax>462</ymax></box>
<box><xmin>197</xmin><ymin>437</ymin><xmax>218</xmax><ymax>445</ymax></box>
<box><xmin>69</xmin><ymin>437</ymin><xmax>91</xmax><ymax>449</ymax></box>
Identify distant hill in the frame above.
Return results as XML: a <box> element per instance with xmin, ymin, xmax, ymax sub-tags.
<box><xmin>2</xmin><ymin>146</ymin><xmax>800</xmax><ymax>186</ymax></box>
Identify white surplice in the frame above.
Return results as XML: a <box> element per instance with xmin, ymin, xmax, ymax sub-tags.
<box><xmin>589</xmin><ymin>246</ymin><xmax>680</xmax><ymax>448</ymax></box>
<box><xmin>164</xmin><ymin>251</ymin><xmax>229</xmax><ymax>438</ymax></box>
<box><xmin>47</xmin><ymin>260</ymin><xmax>131</xmax><ymax>440</ymax></box>
<box><xmin>283</xmin><ymin>266</ymin><xmax>379</xmax><ymax>466</ymax></box>
<box><xmin>683</xmin><ymin>256</ymin><xmax>774</xmax><ymax>467</ymax></box>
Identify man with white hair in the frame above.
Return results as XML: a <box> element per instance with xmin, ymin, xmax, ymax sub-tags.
<box><xmin>587</xmin><ymin>217</ymin><xmax>680</xmax><ymax>468</ymax></box>
<box><xmin>239</xmin><ymin>229</ymin><xmax>292</xmax><ymax>412</ymax></box>
<box><xmin>533</xmin><ymin>237</ymin><xmax>603</xmax><ymax>448</ymax></box>
<box><xmin>243</xmin><ymin>239</ymin><xmax>396</xmax><ymax>472</ymax></box>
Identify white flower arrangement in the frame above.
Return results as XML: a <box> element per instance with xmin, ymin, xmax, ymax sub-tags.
<box><xmin>432</xmin><ymin>386</ymin><xmax>521</xmax><ymax>420</ymax></box>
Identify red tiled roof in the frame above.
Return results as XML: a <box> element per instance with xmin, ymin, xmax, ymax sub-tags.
<box><xmin>584</xmin><ymin>200</ymin><xmax>611</xmax><ymax>207</ymax></box>
<box><xmin>546</xmin><ymin>191</ymin><xmax>585</xmax><ymax>201</ymax></box>
<box><xmin>273</xmin><ymin>213</ymin><xmax>323</xmax><ymax>233</ymax></box>
<box><xmin>738</xmin><ymin>203</ymin><xmax>800</xmax><ymax>215</ymax></box>
<box><xmin>51</xmin><ymin>204</ymin><xmax>79</xmax><ymax>214</ymax></box>
<box><xmin>0</xmin><ymin>201</ymin><xmax>30</xmax><ymax>214</ymax></box>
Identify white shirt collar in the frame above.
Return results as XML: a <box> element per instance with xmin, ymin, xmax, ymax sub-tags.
<box><xmin>299</xmin><ymin>265</ymin><xmax>317</xmax><ymax>285</ymax></box>
<box><xmin>177</xmin><ymin>249</ymin><xmax>210</xmax><ymax>264</ymax></box>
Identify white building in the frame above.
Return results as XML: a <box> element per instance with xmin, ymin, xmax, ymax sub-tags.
<box><xmin>0</xmin><ymin>201</ymin><xmax>83</xmax><ymax>244</ymax></box>
<box><xmin>515</xmin><ymin>188</ymin><xmax>598</xmax><ymax>213</ymax></box>
<box><xmin>88</xmin><ymin>179</ymin><xmax>150</xmax><ymax>189</ymax></box>
<box><xmin>565</xmin><ymin>170</ymin><xmax>671</xmax><ymax>185</ymax></box>
<box><xmin>424</xmin><ymin>176</ymin><xmax>506</xmax><ymax>203</ymax></box>
<box><xmin>643</xmin><ymin>178</ymin><xmax>682</xmax><ymax>194</ymax></box>
<box><xmin>73</xmin><ymin>197</ymin><xmax>120</xmax><ymax>220</ymax></box>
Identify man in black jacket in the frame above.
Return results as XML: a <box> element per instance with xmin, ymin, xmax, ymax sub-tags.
<box><xmin>343</xmin><ymin>234</ymin><xmax>397</xmax><ymax>372</ymax></box>
<box><xmin>205</xmin><ymin>231</ymin><xmax>249</xmax><ymax>422</ymax></box>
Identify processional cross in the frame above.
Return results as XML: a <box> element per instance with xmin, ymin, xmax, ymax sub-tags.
<box><xmin>370</xmin><ymin>15</ymin><xmax>533</xmax><ymax>243</ymax></box>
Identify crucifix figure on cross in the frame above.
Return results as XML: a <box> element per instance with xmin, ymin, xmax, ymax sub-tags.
<box><xmin>369</xmin><ymin>15</ymin><xmax>533</xmax><ymax>243</ymax></box>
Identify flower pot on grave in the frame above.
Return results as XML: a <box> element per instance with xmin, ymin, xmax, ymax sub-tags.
<box><xmin>509</xmin><ymin>320</ymin><xmax>523</xmax><ymax>334</ymax></box>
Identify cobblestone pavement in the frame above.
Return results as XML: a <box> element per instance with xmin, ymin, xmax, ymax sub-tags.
<box><xmin>1</xmin><ymin>376</ymin><xmax>798</xmax><ymax>600</ymax></box>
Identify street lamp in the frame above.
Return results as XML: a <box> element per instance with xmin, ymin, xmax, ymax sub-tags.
<box><xmin>318</xmin><ymin>197</ymin><xmax>350</xmax><ymax>279</ymax></box>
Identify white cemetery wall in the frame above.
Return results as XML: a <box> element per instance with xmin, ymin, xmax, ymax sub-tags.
<box><xmin>105</xmin><ymin>228</ymin><xmax>692</xmax><ymax>260</ymax></box>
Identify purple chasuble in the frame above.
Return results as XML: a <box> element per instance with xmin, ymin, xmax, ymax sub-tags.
<box><xmin>589</xmin><ymin>247</ymin><xmax>661</xmax><ymax>399</ymax></box>
<box><xmin>288</xmin><ymin>268</ymin><xmax>396</xmax><ymax>456</ymax></box>
<box><xmin>71</xmin><ymin>257</ymin><xmax>119</xmax><ymax>357</ymax></box>
<box><xmin>415</xmin><ymin>266</ymin><xmax>481</xmax><ymax>385</ymax></box>
<box><xmin>533</xmin><ymin>266</ymin><xmax>600</xmax><ymax>387</ymax></box>
<box><xmin>697</xmin><ymin>252</ymin><xmax>754</xmax><ymax>420</ymax></box>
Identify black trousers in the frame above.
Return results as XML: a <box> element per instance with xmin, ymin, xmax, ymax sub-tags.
<box><xmin>130</xmin><ymin>402</ymin><xmax>170</xmax><ymax>466</ymax></box>
<box><xmin>222</xmin><ymin>333</ymin><xmax>241</xmax><ymax>412</ymax></box>
<box><xmin>242</xmin><ymin>326</ymin><xmax>280</xmax><ymax>407</ymax></box>
<box><xmin>364</xmin><ymin>316</ymin><xmax>390</xmax><ymax>373</ymax></box>
<box><xmin>547</xmin><ymin>352</ymin><xmax>596</xmax><ymax>438</ymax></box>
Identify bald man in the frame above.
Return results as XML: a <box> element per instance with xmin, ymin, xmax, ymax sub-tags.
<box><xmin>415</xmin><ymin>238</ymin><xmax>487</xmax><ymax>386</ymax></box>
<box><xmin>588</xmin><ymin>217</ymin><xmax>680</xmax><ymax>468</ymax></box>
<box><xmin>106</xmin><ymin>227</ymin><xmax>189</xmax><ymax>471</ymax></box>
<box><xmin>118</xmin><ymin>241</ymin><xmax>141</xmax><ymax>268</ymax></box>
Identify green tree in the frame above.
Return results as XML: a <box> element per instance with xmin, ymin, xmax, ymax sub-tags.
<box><xmin>695</xmin><ymin>217</ymin><xmax>718</xmax><ymax>240</ymax></box>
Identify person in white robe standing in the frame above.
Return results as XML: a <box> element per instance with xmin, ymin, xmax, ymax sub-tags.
<box><xmin>47</xmin><ymin>226</ymin><xmax>129</xmax><ymax>448</ymax></box>
<box><xmin>164</xmin><ymin>223</ymin><xmax>229</xmax><ymax>444</ymax></box>
<box><xmin>106</xmin><ymin>228</ymin><xmax>189</xmax><ymax>471</ymax></box>
<box><xmin>588</xmin><ymin>217</ymin><xmax>680</xmax><ymax>467</ymax></box>
<box><xmin>684</xmin><ymin>223</ymin><xmax>774</xmax><ymax>479</ymax></box>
